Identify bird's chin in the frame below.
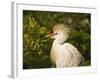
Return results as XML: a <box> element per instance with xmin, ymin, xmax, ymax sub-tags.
<box><xmin>50</xmin><ymin>36</ymin><xmax>55</xmax><ymax>39</ymax></box>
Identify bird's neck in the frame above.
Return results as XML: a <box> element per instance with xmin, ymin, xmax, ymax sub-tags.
<box><xmin>53</xmin><ymin>37</ymin><xmax>66</xmax><ymax>45</ymax></box>
<box><xmin>53</xmin><ymin>39</ymin><xmax>65</xmax><ymax>46</ymax></box>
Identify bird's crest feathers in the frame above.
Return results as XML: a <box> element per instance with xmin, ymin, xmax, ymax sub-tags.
<box><xmin>53</xmin><ymin>23</ymin><xmax>70</xmax><ymax>34</ymax></box>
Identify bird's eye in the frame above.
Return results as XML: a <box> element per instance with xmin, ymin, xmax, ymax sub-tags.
<box><xmin>55</xmin><ymin>33</ymin><xmax>58</xmax><ymax>35</ymax></box>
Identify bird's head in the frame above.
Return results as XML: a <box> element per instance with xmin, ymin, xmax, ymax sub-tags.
<box><xmin>46</xmin><ymin>24</ymin><xmax>70</xmax><ymax>43</ymax></box>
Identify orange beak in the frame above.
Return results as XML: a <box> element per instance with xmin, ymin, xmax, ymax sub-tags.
<box><xmin>45</xmin><ymin>32</ymin><xmax>57</xmax><ymax>37</ymax></box>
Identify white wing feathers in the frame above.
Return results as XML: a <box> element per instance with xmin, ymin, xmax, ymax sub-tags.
<box><xmin>55</xmin><ymin>43</ymin><xmax>84</xmax><ymax>67</ymax></box>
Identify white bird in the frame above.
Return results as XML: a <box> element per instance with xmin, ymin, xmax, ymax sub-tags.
<box><xmin>46</xmin><ymin>23</ymin><xmax>84</xmax><ymax>68</ymax></box>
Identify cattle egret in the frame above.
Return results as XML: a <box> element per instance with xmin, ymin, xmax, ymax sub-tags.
<box><xmin>46</xmin><ymin>23</ymin><xmax>84</xmax><ymax>68</ymax></box>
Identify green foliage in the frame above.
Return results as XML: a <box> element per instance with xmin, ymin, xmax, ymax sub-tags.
<box><xmin>23</xmin><ymin>10</ymin><xmax>91</xmax><ymax>69</ymax></box>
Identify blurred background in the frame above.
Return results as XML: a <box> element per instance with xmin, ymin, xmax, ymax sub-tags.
<box><xmin>23</xmin><ymin>10</ymin><xmax>91</xmax><ymax>69</ymax></box>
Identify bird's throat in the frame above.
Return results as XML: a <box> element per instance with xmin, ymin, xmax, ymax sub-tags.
<box><xmin>53</xmin><ymin>39</ymin><xmax>65</xmax><ymax>45</ymax></box>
